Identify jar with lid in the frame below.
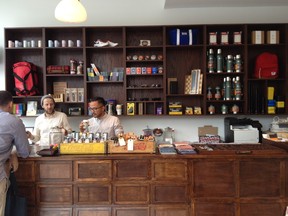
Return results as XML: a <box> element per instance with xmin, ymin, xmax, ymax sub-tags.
<box><xmin>70</xmin><ymin>59</ymin><xmax>77</xmax><ymax>74</ymax></box>
<box><xmin>215</xmin><ymin>86</ymin><xmax>221</xmax><ymax>100</ymax></box>
<box><xmin>77</xmin><ymin>60</ymin><xmax>84</xmax><ymax>74</ymax></box>
<box><xmin>207</xmin><ymin>87</ymin><xmax>213</xmax><ymax>100</ymax></box>
<box><xmin>163</xmin><ymin>127</ymin><xmax>175</xmax><ymax>144</ymax></box>
<box><xmin>208</xmin><ymin>105</ymin><xmax>215</xmax><ymax>114</ymax></box>
<box><xmin>49</xmin><ymin>126</ymin><xmax>64</xmax><ymax>146</ymax></box>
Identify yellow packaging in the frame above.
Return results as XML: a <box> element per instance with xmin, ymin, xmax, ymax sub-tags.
<box><xmin>60</xmin><ymin>142</ymin><xmax>106</xmax><ymax>154</ymax></box>
<box><xmin>268</xmin><ymin>106</ymin><xmax>276</xmax><ymax>114</ymax></box>
<box><xmin>127</xmin><ymin>102</ymin><xmax>135</xmax><ymax>115</ymax></box>
<box><xmin>267</xmin><ymin>87</ymin><xmax>274</xmax><ymax>100</ymax></box>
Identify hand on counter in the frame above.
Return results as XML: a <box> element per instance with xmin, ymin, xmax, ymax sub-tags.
<box><xmin>26</xmin><ymin>130</ymin><xmax>34</xmax><ymax>140</ymax></box>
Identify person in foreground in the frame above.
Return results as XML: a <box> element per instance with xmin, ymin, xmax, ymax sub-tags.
<box><xmin>79</xmin><ymin>97</ymin><xmax>124</xmax><ymax>139</ymax></box>
<box><xmin>0</xmin><ymin>91</ymin><xmax>30</xmax><ymax>216</ymax></box>
<box><xmin>27</xmin><ymin>94</ymin><xmax>72</xmax><ymax>146</ymax></box>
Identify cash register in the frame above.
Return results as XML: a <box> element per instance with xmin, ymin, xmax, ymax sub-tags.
<box><xmin>224</xmin><ymin>117</ymin><xmax>262</xmax><ymax>143</ymax></box>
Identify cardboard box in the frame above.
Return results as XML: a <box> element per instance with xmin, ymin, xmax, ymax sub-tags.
<box><xmin>64</xmin><ymin>88</ymin><xmax>70</xmax><ymax>102</ymax></box>
<box><xmin>108</xmin><ymin>140</ymin><xmax>155</xmax><ymax>154</ymax></box>
<box><xmin>267</xmin><ymin>30</ymin><xmax>279</xmax><ymax>44</ymax></box>
<box><xmin>77</xmin><ymin>88</ymin><xmax>84</xmax><ymax>102</ymax></box>
<box><xmin>252</xmin><ymin>31</ymin><xmax>265</xmax><ymax>44</ymax></box>
<box><xmin>70</xmin><ymin>88</ymin><xmax>78</xmax><ymax>102</ymax></box>
<box><xmin>198</xmin><ymin>125</ymin><xmax>220</xmax><ymax>143</ymax></box>
<box><xmin>53</xmin><ymin>82</ymin><xmax>67</xmax><ymax>95</ymax></box>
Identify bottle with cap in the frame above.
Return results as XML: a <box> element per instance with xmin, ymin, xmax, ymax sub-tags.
<box><xmin>226</xmin><ymin>55</ymin><xmax>234</xmax><ymax>73</ymax></box>
<box><xmin>235</xmin><ymin>76</ymin><xmax>242</xmax><ymax>100</ymax></box>
<box><xmin>225</xmin><ymin>76</ymin><xmax>232</xmax><ymax>100</ymax></box>
<box><xmin>216</xmin><ymin>49</ymin><xmax>224</xmax><ymax>73</ymax></box>
<box><xmin>207</xmin><ymin>49</ymin><xmax>215</xmax><ymax>73</ymax></box>
<box><xmin>234</xmin><ymin>54</ymin><xmax>242</xmax><ymax>72</ymax></box>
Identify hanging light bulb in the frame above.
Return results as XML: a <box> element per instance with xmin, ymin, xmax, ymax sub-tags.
<box><xmin>55</xmin><ymin>0</ymin><xmax>87</xmax><ymax>23</ymax></box>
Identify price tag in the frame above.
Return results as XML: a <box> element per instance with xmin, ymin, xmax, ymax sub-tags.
<box><xmin>127</xmin><ymin>139</ymin><xmax>134</xmax><ymax>151</ymax></box>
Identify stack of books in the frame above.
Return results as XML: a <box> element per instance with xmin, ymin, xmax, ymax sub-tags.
<box><xmin>158</xmin><ymin>143</ymin><xmax>177</xmax><ymax>155</ymax></box>
<box><xmin>174</xmin><ymin>141</ymin><xmax>197</xmax><ymax>155</ymax></box>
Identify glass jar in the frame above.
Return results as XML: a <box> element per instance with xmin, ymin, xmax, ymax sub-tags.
<box><xmin>77</xmin><ymin>60</ymin><xmax>84</xmax><ymax>74</ymax></box>
<box><xmin>163</xmin><ymin>127</ymin><xmax>175</xmax><ymax>144</ymax></box>
<box><xmin>70</xmin><ymin>59</ymin><xmax>77</xmax><ymax>74</ymax></box>
<box><xmin>49</xmin><ymin>126</ymin><xmax>64</xmax><ymax>146</ymax></box>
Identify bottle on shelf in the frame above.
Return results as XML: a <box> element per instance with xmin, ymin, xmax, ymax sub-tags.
<box><xmin>207</xmin><ymin>87</ymin><xmax>213</xmax><ymax>100</ymax></box>
<box><xmin>234</xmin><ymin>54</ymin><xmax>242</xmax><ymax>73</ymax></box>
<box><xmin>235</xmin><ymin>76</ymin><xmax>242</xmax><ymax>100</ymax></box>
<box><xmin>215</xmin><ymin>86</ymin><xmax>221</xmax><ymax>100</ymax></box>
<box><xmin>222</xmin><ymin>77</ymin><xmax>226</xmax><ymax>100</ymax></box>
<box><xmin>226</xmin><ymin>55</ymin><xmax>234</xmax><ymax>73</ymax></box>
<box><xmin>216</xmin><ymin>49</ymin><xmax>223</xmax><ymax>73</ymax></box>
<box><xmin>225</xmin><ymin>76</ymin><xmax>232</xmax><ymax>100</ymax></box>
<box><xmin>207</xmin><ymin>49</ymin><xmax>215</xmax><ymax>73</ymax></box>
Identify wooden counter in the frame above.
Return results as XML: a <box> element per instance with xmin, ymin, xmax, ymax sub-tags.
<box><xmin>16</xmin><ymin>144</ymin><xmax>288</xmax><ymax>216</ymax></box>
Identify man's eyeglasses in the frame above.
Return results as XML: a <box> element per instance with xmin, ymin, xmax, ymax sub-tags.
<box><xmin>89</xmin><ymin>106</ymin><xmax>104</xmax><ymax>111</ymax></box>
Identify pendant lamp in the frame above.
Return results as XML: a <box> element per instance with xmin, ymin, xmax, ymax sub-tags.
<box><xmin>55</xmin><ymin>0</ymin><xmax>87</xmax><ymax>23</ymax></box>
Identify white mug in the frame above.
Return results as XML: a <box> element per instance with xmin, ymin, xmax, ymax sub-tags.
<box><xmin>76</xmin><ymin>40</ymin><xmax>82</xmax><ymax>47</ymax></box>
<box><xmin>68</xmin><ymin>40</ymin><xmax>74</xmax><ymax>47</ymax></box>
<box><xmin>48</xmin><ymin>40</ymin><xmax>53</xmax><ymax>48</ymax></box>
<box><xmin>116</xmin><ymin>104</ymin><xmax>123</xmax><ymax>115</ymax></box>
<box><xmin>61</xmin><ymin>40</ymin><xmax>67</xmax><ymax>47</ymax></box>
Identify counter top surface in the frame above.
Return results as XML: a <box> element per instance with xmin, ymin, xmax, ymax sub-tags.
<box><xmin>25</xmin><ymin>143</ymin><xmax>288</xmax><ymax>160</ymax></box>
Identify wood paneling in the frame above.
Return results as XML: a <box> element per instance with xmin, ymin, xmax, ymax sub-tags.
<box><xmin>74</xmin><ymin>183</ymin><xmax>111</xmax><ymax>204</ymax></box>
<box><xmin>17</xmin><ymin>153</ymin><xmax>288</xmax><ymax>216</ymax></box>
<box><xmin>36</xmin><ymin>161</ymin><xmax>72</xmax><ymax>181</ymax></box>
<box><xmin>193</xmin><ymin>160</ymin><xmax>236</xmax><ymax>197</ymax></box>
<box><xmin>239</xmin><ymin>159</ymin><xmax>282</xmax><ymax>197</ymax></box>
<box><xmin>152</xmin><ymin>184</ymin><xmax>189</xmax><ymax>203</ymax></box>
<box><xmin>74</xmin><ymin>207</ymin><xmax>111</xmax><ymax>216</ymax></box>
<box><xmin>37</xmin><ymin>184</ymin><xmax>73</xmax><ymax>205</ymax></box>
<box><xmin>75</xmin><ymin>160</ymin><xmax>112</xmax><ymax>181</ymax></box>
<box><xmin>151</xmin><ymin>159</ymin><xmax>188</xmax><ymax>181</ymax></box>
<box><xmin>113</xmin><ymin>207</ymin><xmax>149</xmax><ymax>216</ymax></box>
<box><xmin>114</xmin><ymin>183</ymin><xmax>149</xmax><ymax>204</ymax></box>
<box><xmin>114</xmin><ymin>159</ymin><xmax>150</xmax><ymax>180</ymax></box>
<box><xmin>38</xmin><ymin>207</ymin><xmax>73</xmax><ymax>216</ymax></box>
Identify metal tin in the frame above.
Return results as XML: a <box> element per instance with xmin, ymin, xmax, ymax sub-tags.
<box><xmin>95</xmin><ymin>132</ymin><xmax>101</xmax><ymax>141</ymax></box>
<box><xmin>102</xmin><ymin>132</ymin><xmax>108</xmax><ymax>141</ymax></box>
<box><xmin>88</xmin><ymin>133</ymin><xmax>94</xmax><ymax>142</ymax></box>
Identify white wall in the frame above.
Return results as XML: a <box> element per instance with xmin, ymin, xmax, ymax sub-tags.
<box><xmin>0</xmin><ymin>0</ymin><xmax>287</xmax><ymax>141</ymax></box>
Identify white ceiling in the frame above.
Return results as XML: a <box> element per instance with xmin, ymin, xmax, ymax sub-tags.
<box><xmin>164</xmin><ymin>0</ymin><xmax>288</xmax><ymax>8</ymax></box>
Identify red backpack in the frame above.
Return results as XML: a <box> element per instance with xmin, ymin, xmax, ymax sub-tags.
<box><xmin>13</xmin><ymin>61</ymin><xmax>39</xmax><ymax>96</ymax></box>
<box><xmin>254</xmin><ymin>52</ymin><xmax>278</xmax><ymax>79</ymax></box>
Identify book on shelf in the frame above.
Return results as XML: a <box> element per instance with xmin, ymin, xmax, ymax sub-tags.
<box><xmin>191</xmin><ymin>69</ymin><xmax>202</xmax><ymax>94</ymax></box>
<box><xmin>13</xmin><ymin>103</ymin><xmax>25</xmax><ymax>116</ymax></box>
<box><xmin>26</xmin><ymin>101</ymin><xmax>37</xmax><ymax>116</ymax></box>
<box><xmin>184</xmin><ymin>69</ymin><xmax>203</xmax><ymax>95</ymax></box>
